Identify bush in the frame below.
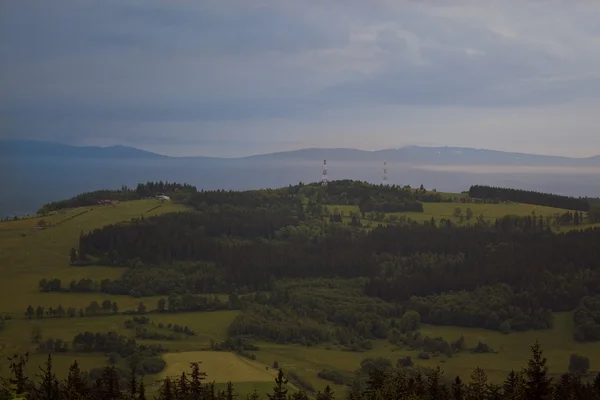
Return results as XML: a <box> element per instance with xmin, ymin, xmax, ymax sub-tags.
<box><xmin>317</xmin><ymin>370</ymin><xmax>347</xmax><ymax>385</ymax></box>
<box><xmin>471</xmin><ymin>341</ymin><xmax>495</xmax><ymax>354</ymax></box>
<box><xmin>399</xmin><ymin>311</ymin><xmax>421</xmax><ymax>333</ymax></box>
<box><xmin>418</xmin><ymin>352</ymin><xmax>430</xmax><ymax>360</ymax></box>
<box><xmin>569</xmin><ymin>354</ymin><xmax>590</xmax><ymax>376</ymax></box>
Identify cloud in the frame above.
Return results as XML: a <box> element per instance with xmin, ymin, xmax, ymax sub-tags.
<box><xmin>1</xmin><ymin>0</ymin><xmax>600</xmax><ymax>156</ymax></box>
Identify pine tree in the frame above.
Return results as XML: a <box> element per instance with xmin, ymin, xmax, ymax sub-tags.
<box><xmin>34</xmin><ymin>353</ymin><xmax>60</xmax><ymax>400</ymax></box>
<box><xmin>316</xmin><ymin>385</ymin><xmax>335</xmax><ymax>400</ymax></box>
<box><xmin>138</xmin><ymin>379</ymin><xmax>147</xmax><ymax>400</ymax></box>
<box><xmin>226</xmin><ymin>381</ymin><xmax>237</xmax><ymax>400</ymax></box>
<box><xmin>503</xmin><ymin>370</ymin><xmax>523</xmax><ymax>400</ymax></box>
<box><xmin>247</xmin><ymin>389</ymin><xmax>260</xmax><ymax>400</ymax></box>
<box><xmin>64</xmin><ymin>360</ymin><xmax>88</xmax><ymax>399</ymax></box>
<box><xmin>5</xmin><ymin>352</ymin><xmax>30</xmax><ymax>397</ymax></box>
<box><xmin>468</xmin><ymin>367</ymin><xmax>488</xmax><ymax>400</ymax></box>
<box><xmin>159</xmin><ymin>377</ymin><xmax>174</xmax><ymax>400</ymax></box>
<box><xmin>128</xmin><ymin>365</ymin><xmax>137</xmax><ymax>400</ymax></box>
<box><xmin>452</xmin><ymin>376</ymin><xmax>465</xmax><ymax>400</ymax></box>
<box><xmin>426</xmin><ymin>367</ymin><xmax>446</xmax><ymax>400</ymax></box>
<box><xmin>177</xmin><ymin>372</ymin><xmax>189</xmax><ymax>400</ymax></box>
<box><xmin>190</xmin><ymin>362</ymin><xmax>206</xmax><ymax>398</ymax></box>
<box><xmin>522</xmin><ymin>341</ymin><xmax>552</xmax><ymax>400</ymax></box>
<box><xmin>267</xmin><ymin>370</ymin><xmax>288</xmax><ymax>400</ymax></box>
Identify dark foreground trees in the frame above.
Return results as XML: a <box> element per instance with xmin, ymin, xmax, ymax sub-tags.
<box><xmin>2</xmin><ymin>343</ymin><xmax>600</xmax><ymax>400</ymax></box>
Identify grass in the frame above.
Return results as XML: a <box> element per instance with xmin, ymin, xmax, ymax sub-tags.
<box><xmin>250</xmin><ymin>312</ymin><xmax>600</xmax><ymax>391</ymax></box>
<box><xmin>0</xmin><ymin>200</ymin><xmax>188</xmax><ymax>315</ymax></box>
<box><xmin>330</xmin><ymin>202</ymin><xmax>572</xmax><ymax>226</ymax></box>
<box><xmin>161</xmin><ymin>351</ymin><xmax>278</xmax><ymax>383</ymax></box>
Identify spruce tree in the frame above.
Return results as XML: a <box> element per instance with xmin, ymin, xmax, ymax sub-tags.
<box><xmin>159</xmin><ymin>377</ymin><xmax>174</xmax><ymax>400</ymax></box>
<box><xmin>267</xmin><ymin>370</ymin><xmax>288</xmax><ymax>400</ymax></box>
<box><xmin>502</xmin><ymin>370</ymin><xmax>523</xmax><ymax>399</ymax></box>
<box><xmin>452</xmin><ymin>376</ymin><xmax>465</xmax><ymax>400</ymax></box>
<box><xmin>64</xmin><ymin>360</ymin><xmax>88</xmax><ymax>399</ymax></box>
<box><xmin>35</xmin><ymin>353</ymin><xmax>60</xmax><ymax>400</ymax></box>
<box><xmin>522</xmin><ymin>341</ymin><xmax>552</xmax><ymax>400</ymax></box>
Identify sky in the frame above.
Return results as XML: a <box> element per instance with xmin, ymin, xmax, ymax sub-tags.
<box><xmin>2</xmin><ymin>0</ymin><xmax>600</xmax><ymax>158</ymax></box>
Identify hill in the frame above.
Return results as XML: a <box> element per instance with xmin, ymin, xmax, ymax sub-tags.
<box><xmin>4</xmin><ymin>140</ymin><xmax>600</xmax><ymax>166</ymax></box>
<box><xmin>2</xmin><ymin>181</ymin><xmax>600</xmax><ymax>399</ymax></box>
<box><xmin>0</xmin><ymin>140</ymin><xmax>167</xmax><ymax>160</ymax></box>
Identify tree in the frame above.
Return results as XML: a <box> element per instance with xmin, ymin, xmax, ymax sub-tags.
<box><xmin>452</xmin><ymin>376</ymin><xmax>465</xmax><ymax>400</ymax></box>
<box><xmin>522</xmin><ymin>341</ymin><xmax>552</xmax><ymax>400</ymax></box>
<box><xmin>502</xmin><ymin>370</ymin><xmax>523</xmax><ymax>400</ymax></box>
<box><xmin>69</xmin><ymin>248</ymin><xmax>77</xmax><ymax>264</ymax></box>
<box><xmin>157</xmin><ymin>298</ymin><xmax>166</xmax><ymax>313</ymax></box>
<box><xmin>316</xmin><ymin>385</ymin><xmax>335</xmax><ymax>400</ymax></box>
<box><xmin>268</xmin><ymin>370</ymin><xmax>288</xmax><ymax>400</ymax></box>
<box><xmin>574</xmin><ymin>211</ymin><xmax>580</xmax><ymax>225</ymax></box>
<box><xmin>568</xmin><ymin>354</ymin><xmax>590</xmax><ymax>376</ymax></box>
<box><xmin>34</xmin><ymin>353</ymin><xmax>60</xmax><ymax>400</ymax></box>
<box><xmin>35</xmin><ymin>306</ymin><xmax>44</xmax><ymax>319</ymax></box>
<box><xmin>64</xmin><ymin>360</ymin><xmax>88</xmax><ymax>399</ymax></box>
<box><xmin>137</xmin><ymin>302</ymin><xmax>147</xmax><ymax>315</ymax></box>
<box><xmin>466</xmin><ymin>208</ymin><xmax>473</xmax><ymax>221</ymax></box>
<box><xmin>112</xmin><ymin>301</ymin><xmax>118</xmax><ymax>314</ymax></box>
<box><xmin>468</xmin><ymin>367</ymin><xmax>488</xmax><ymax>399</ymax></box>
<box><xmin>398</xmin><ymin>310</ymin><xmax>421</xmax><ymax>333</ymax></box>
<box><xmin>31</xmin><ymin>325</ymin><xmax>42</xmax><ymax>344</ymax></box>
<box><xmin>26</xmin><ymin>305</ymin><xmax>34</xmax><ymax>320</ymax></box>
<box><xmin>453</xmin><ymin>208</ymin><xmax>463</xmax><ymax>218</ymax></box>
<box><xmin>101</xmin><ymin>300</ymin><xmax>112</xmax><ymax>313</ymax></box>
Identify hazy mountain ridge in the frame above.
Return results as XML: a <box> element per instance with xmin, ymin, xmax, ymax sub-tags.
<box><xmin>2</xmin><ymin>140</ymin><xmax>600</xmax><ymax>166</ymax></box>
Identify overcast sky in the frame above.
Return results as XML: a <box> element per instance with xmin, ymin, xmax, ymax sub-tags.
<box><xmin>2</xmin><ymin>1</ymin><xmax>600</xmax><ymax>157</ymax></box>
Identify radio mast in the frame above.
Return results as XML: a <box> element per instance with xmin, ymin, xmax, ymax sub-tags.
<box><xmin>382</xmin><ymin>161</ymin><xmax>388</xmax><ymax>185</ymax></box>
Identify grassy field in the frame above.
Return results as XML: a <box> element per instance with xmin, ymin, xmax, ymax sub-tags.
<box><xmin>331</xmin><ymin>201</ymin><xmax>573</xmax><ymax>226</ymax></box>
<box><xmin>0</xmin><ymin>200</ymin><xmax>188</xmax><ymax>315</ymax></box>
<box><xmin>251</xmin><ymin>312</ymin><xmax>600</xmax><ymax>390</ymax></box>
<box><xmin>161</xmin><ymin>351</ymin><xmax>278</xmax><ymax>383</ymax></box>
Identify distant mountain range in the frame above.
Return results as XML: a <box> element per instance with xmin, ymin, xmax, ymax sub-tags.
<box><xmin>2</xmin><ymin>139</ymin><xmax>600</xmax><ymax>167</ymax></box>
<box><xmin>2</xmin><ymin>140</ymin><xmax>600</xmax><ymax>218</ymax></box>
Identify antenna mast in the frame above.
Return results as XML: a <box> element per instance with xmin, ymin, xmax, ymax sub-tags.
<box><xmin>322</xmin><ymin>159</ymin><xmax>328</xmax><ymax>185</ymax></box>
<box><xmin>382</xmin><ymin>161</ymin><xmax>388</xmax><ymax>185</ymax></box>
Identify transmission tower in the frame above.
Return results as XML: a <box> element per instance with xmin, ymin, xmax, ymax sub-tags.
<box><xmin>382</xmin><ymin>161</ymin><xmax>388</xmax><ymax>185</ymax></box>
<box><xmin>322</xmin><ymin>159</ymin><xmax>328</xmax><ymax>185</ymax></box>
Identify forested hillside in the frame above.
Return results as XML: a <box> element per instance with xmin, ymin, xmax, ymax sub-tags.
<box><xmin>63</xmin><ymin>181</ymin><xmax>600</xmax><ymax>345</ymax></box>
<box><xmin>469</xmin><ymin>185</ymin><xmax>591</xmax><ymax>211</ymax></box>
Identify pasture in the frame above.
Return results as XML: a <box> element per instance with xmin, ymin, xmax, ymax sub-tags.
<box><xmin>0</xmin><ymin>199</ymin><xmax>188</xmax><ymax>315</ymax></box>
<box><xmin>161</xmin><ymin>351</ymin><xmax>278</xmax><ymax>383</ymax></box>
<box><xmin>331</xmin><ymin>201</ymin><xmax>572</xmax><ymax>226</ymax></box>
<box><xmin>251</xmin><ymin>312</ymin><xmax>600</xmax><ymax>391</ymax></box>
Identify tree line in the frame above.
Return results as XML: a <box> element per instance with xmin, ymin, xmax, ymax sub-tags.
<box><xmin>37</xmin><ymin>181</ymin><xmax>197</xmax><ymax>214</ymax></box>
<box><xmin>3</xmin><ymin>342</ymin><xmax>600</xmax><ymax>399</ymax></box>
<box><xmin>468</xmin><ymin>185</ymin><xmax>591</xmax><ymax>211</ymax></box>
